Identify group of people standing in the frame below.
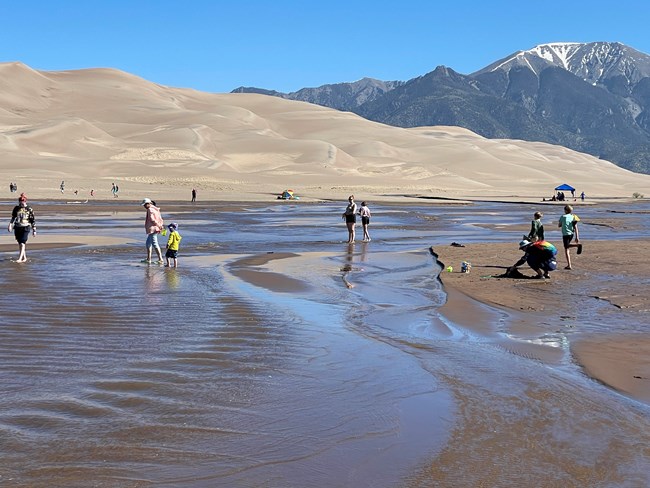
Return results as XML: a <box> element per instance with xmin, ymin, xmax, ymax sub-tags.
<box><xmin>342</xmin><ymin>195</ymin><xmax>371</xmax><ymax>244</ymax></box>
<box><xmin>4</xmin><ymin>191</ymin><xmax>583</xmax><ymax>275</ymax></box>
<box><xmin>511</xmin><ymin>205</ymin><xmax>583</xmax><ymax>279</ymax></box>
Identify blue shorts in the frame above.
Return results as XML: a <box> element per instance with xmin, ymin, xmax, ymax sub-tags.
<box><xmin>527</xmin><ymin>256</ymin><xmax>557</xmax><ymax>272</ymax></box>
<box><xmin>146</xmin><ymin>233</ymin><xmax>160</xmax><ymax>249</ymax></box>
<box><xmin>165</xmin><ymin>249</ymin><xmax>178</xmax><ymax>259</ymax></box>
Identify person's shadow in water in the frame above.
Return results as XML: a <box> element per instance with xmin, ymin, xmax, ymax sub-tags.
<box><xmin>341</xmin><ymin>242</ymin><xmax>365</xmax><ymax>289</ymax></box>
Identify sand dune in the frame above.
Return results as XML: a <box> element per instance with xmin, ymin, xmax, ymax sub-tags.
<box><xmin>1</xmin><ymin>61</ymin><xmax>650</xmax><ymax>202</ymax></box>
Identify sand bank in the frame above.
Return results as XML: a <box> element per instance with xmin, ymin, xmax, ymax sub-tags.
<box><xmin>433</xmin><ymin>240</ymin><xmax>650</xmax><ymax>404</ymax></box>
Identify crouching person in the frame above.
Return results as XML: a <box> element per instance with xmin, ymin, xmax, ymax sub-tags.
<box><xmin>509</xmin><ymin>239</ymin><xmax>557</xmax><ymax>279</ymax></box>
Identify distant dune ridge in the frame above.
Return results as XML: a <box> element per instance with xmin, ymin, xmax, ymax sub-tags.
<box><xmin>1</xmin><ymin>61</ymin><xmax>650</xmax><ymax>202</ymax></box>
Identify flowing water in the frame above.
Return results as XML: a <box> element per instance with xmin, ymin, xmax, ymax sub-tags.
<box><xmin>0</xmin><ymin>200</ymin><xmax>648</xmax><ymax>487</ymax></box>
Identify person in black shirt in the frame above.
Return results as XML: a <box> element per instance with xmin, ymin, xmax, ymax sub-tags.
<box><xmin>8</xmin><ymin>193</ymin><xmax>36</xmax><ymax>262</ymax></box>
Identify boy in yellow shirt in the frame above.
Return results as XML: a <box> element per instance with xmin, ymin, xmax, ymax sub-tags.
<box><xmin>165</xmin><ymin>222</ymin><xmax>182</xmax><ymax>268</ymax></box>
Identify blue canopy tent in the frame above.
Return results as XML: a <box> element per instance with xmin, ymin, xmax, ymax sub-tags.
<box><xmin>555</xmin><ymin>184</ymin><xmax>575</xmax><ymax>191</ymax></box>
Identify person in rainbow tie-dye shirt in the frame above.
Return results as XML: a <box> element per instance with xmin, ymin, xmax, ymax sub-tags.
<box><xmin>510</xmin><ymin>239</ymin><xmax>558</xmax><ymax>280</ymax></box>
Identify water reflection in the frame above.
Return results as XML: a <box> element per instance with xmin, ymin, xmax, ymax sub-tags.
<box><xmin>0</xmin><ymin>201</ymin><xmax>648</xmax><ymax>487</ymax></box>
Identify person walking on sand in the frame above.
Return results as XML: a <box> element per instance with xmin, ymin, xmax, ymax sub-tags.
<box><xmin>141</xmin><ymin>198</ymin><xmax>164</xmax><ymax>264</ymax></box>
<box><xmin>164</xmin><ymin>222</ymin><xmax>182</xmax><ymax>268</ymax></box>
<box><xmin>527</xmin><ymin>211</ymin><xmax>544</xmax><ymax>242</ymax></box>
<box><xmin>509</xmin><ymin>239</ymin><xmax>558</xmax><ymax>279</ymax></box>
<box><xmin>342</xmin><ymin>195</ymin><xmax>357</xmax><ymax>243</ymax></box>
<box><xmin>191</xmin><ymin>188</ymin><xmax>197</xmax><ymax>203</ymax></box>
<box><xmin>558</xmin><ymin>204</ymin><xmax>582</xmax><ymax>270</ymax></box>
<box><xmin>359</xmin><ymin>201</ymin><xmax>371</xmax><ymax>242</ymax></box>
<box><xmin>8</xmin><ymin>193</ymin><xmax>36</xmax><ymax>263</ymax></box>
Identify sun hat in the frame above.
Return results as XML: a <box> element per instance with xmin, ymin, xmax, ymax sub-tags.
<box><xmin>168</xmin><ymin>222</ymin><xmax>178</xmax><ymax>230</ymax></box>
<box><xmin>141</xmin><ymin>198</ymin><xmax>152</xmax><ymax>206</ymax></box>
<box><xmin>519</xmin><ymin>239</ymin><xmax>532</xmax><ymax>249</ymax></box>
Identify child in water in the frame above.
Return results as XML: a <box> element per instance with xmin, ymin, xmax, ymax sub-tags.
<box><xmin>165</xmin><ymin>222</ymin><xmax>182</xmax><ymax>268</ymax></box>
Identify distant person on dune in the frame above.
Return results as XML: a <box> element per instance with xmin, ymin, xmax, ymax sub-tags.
<box><xmin>141</xmin><ymin>198</ymin><xmax>164</xmax><ymax>264</ymax></box>
<box><xmin>191</xmin><ymin>188</ymin><xmax>197</xmax><ymax>203</ymax></box>
<box><xmin>8</xmin><ymin>193</ymin><xmax>36</xmax><ymax>263</ymax></box>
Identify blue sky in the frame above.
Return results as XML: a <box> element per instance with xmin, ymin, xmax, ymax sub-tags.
<box><xmin>2</xmin><ymin>1</ymin><xmax>650</xmax><ymax>93</ymax></box>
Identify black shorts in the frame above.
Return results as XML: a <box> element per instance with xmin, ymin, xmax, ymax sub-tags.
<box><xmin>361</xmin><ymin>216</ymin><xmax>370</xmax><ymax>225</ymax></box>
<box><xmin>562</xmin><ymin>234</ymin><xmax>574</xmax><ymax>248</ymax></box>
<box><xmin>165</xmin><ymin>249</ymin><xmax>178</xmax><ymax>259</ymax></box>
<box><xmin>14</xmin><ymin>226</ymin><xmax>30</xmax><ymax>244</ymax></box>
<box><xmin>345</xmin><ymin>214</ymin><xmax>356</xmax><ymax>224</ymax></box>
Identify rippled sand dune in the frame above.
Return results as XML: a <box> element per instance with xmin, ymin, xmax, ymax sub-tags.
<box><xmin>2</xmin><ymin>61</ymin><xmax>650</xmax><ymax>203</ymax></box>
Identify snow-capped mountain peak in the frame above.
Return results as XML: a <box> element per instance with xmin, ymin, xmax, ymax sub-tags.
<box><xmin>474</xmin><ymin>41</ymin><xmax>650</xmax><ymax>86</ymax></box>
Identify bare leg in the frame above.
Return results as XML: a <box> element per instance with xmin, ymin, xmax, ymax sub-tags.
<box><xmin>346</xmin><ymin>222</ymin><xmax>355</xmax><ymax>243</ymax></box>
<box><xmin>155</xmin><ymin>246</ymin><xmax>163</xmax><ymax>262</ymax></box>
<box><xmin>564</xmin><ymin>247</ymin><xmax>572</xmax><ymax>269</ymax></box>
<box><xmin>17</xmin><ymin>243</ymin><xmax>26</xmax><ymax>262</ymax></box>
<box><xmin>146</xmin><ymin>246</ymin><xmax>153</xmax><ymax>263</ymax></box>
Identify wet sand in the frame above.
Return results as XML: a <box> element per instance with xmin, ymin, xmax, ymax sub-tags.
<box><xmin>434</xmin><ymin>240</ymin><xmax>650</xmax><ymax>404</ymax></box>
<box><xmin>1</xmin><ymin>201</ymin><xmax>649</xmax><ymax>487</ymax></box>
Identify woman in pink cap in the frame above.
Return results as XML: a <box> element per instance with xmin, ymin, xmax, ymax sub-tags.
<box><xmin>141</xmin><ymin>198</ymin><xmax>164</xmax><ymax>264</ymax></box>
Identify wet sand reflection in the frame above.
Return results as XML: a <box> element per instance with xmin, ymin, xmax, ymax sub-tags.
<box><xmin>0</xmin><ymin>201</ymin><xmax>648</xmax><ymax>487</ymax></box>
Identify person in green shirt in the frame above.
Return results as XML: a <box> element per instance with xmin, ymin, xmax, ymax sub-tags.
<box><xmin>558</xmin><ymin>205</ymin><xmax>582</xmax><ymax>270</ymax></box>
<box><xmin>527</xmin><ymin>211</ymin><xmax>544</xmax><ymax>242</ymax></box>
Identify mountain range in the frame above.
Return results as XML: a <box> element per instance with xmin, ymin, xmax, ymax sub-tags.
<box><xmin>233</xmin><ymin>42</ymin><xmax>650</xmax><ymax>174</ymax></box>
<box><xmin>4</xmin><ymin>59</ymin><xmax>649</xmax><ymax>201</ymax></box>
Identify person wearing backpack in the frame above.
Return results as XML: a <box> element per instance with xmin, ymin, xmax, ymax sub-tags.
<box><xmin>8</xmin><ymin>193</ymin><xmax>36</xmax><ymax>263</ymax></box>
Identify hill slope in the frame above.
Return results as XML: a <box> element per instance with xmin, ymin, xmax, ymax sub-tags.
<box><xmin>1</xmin><ymin>61</ymin><xmax>649</xmax><ymax>201</ymax></box>
<box><xmin>234</xmin><ymin>42</ymin><xmax>650</xmax><ymax>175</ymax></box>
